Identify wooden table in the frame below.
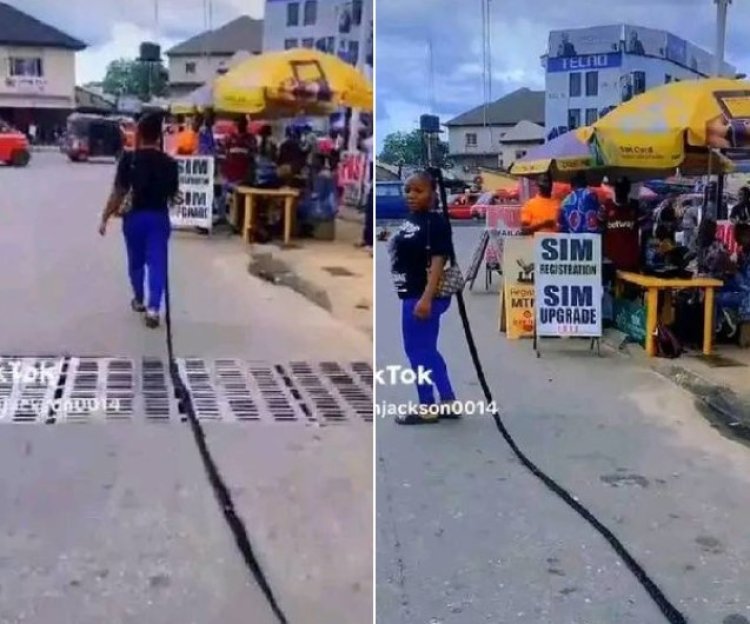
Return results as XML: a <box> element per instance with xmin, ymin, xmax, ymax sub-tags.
<box><xmin>233</xmin><ymin>186</ymin><xmax>299</xmax><ymax>245</ymax></box>
<box><xmin>616</xmin><ymin>271</ymin><xmax>723</xmax><ymax>357</ymax></box>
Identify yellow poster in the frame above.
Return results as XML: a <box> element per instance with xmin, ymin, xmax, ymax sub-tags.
<box><xmin>505</xmin><ymin>284</ymin><xmax>535</xmax><ymax>339</ymax></box>
<box><xmin>501</xmin><ymin>237</ymin><xmax>535</xmax><ymax>338</ymax></box>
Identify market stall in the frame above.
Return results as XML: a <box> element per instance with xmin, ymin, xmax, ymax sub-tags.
<box><xmin>496</xmin><ymin>78</ymin><xmax>750</xmax><ymax>357</ymax></box>
<box><xmin>211</xmin><ymin>47</ymin><xmax>372</xmax><ymax>244</ymax></box>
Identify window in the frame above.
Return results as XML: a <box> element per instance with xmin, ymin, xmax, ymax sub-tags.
<box><xmin>9</xmin><ymin>57</ymin><xmax>43</xmax><ymax>77</ymax></box>
<box><xmin>185</xmin><ymin>61</ymin><xmax>196</xmax><ymax>74</ymax></box>
<box><xmin>515</xmin><ymin>150</ymin><xmax>527</xmax><ymax>160</ymax></box>
<box><xmin>284</xmin><ymin>38</ymin><xmax>298</xmax><ymax>50</ymax></box>
<box><xmin>286</xmin><ymin>2</ymin><xmax>299</xmax><ymax>26</ymax></box>
<box><xmin>569</xmin><ymin>72</ymin><xmax>581</xmax><ymax>98</ymax></box>
<box><xmin>633</xmin><ymin>71</ymin><xmax>646</xmax><ymax>95</ymax></box>
<box><xmin>302</xmin><ymin>38</ymin><xmax>314</xmax><ymax>49</ymax></box>
<box><xmin>585</xmin><ymin>71</ymin><xmax>598</xmax><ymax>97</ymax></box>
<box><xmin>348</xmin><ymin>41</ymin><xmax>360</xmax><ymax>65</ymax></box>
<box><xmin>352</xmin><ymin>0</ymin><xmax>363</xmax><ymax>25</ymax></box>
<box><xmin>303</xmin><ymin>1</ymin><xmax>317</xmax><ymax>25</ymax></box>
<box><xmin>567</xmin><ymin>108</ymin><xmax>581</xmax><ymax>130</ymax></box>
<box><xmin>665</xmin><ymin>74</ymin><xmax>673</xmax><ymax>83</ymax></box>
<box><xmin>585</xmin><ymin>108</ymin><xmax>598</xmax><ymax>125</ymax></box>
<box><xmin>465</xmin><ymin>132</ymin><xmax>478</xmax><ymax>147</ymax></box>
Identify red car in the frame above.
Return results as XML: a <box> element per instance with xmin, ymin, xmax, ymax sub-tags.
<box><xmin>448</xmin><ymin>192</ymin><xmax>480</xmax><ymax>219</ymax></box>
<box><xmin>0</xmin><ymin>120</ymin><xmax>30</xmax><ymax>167</ymax></box>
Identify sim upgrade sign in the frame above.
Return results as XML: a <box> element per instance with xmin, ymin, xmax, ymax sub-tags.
<box><xmin>535</xmin><ymin>233</ymin><xmax>603</xmax><ymax>337</ymax></box>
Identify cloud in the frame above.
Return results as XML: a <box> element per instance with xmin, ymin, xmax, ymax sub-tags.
<box><xmin>376</xmin><ymin>0</ymin><xmax>750</xmax><ymax>150</ymax></box>
<box><xmin>5</xmin><ymin>0</ymin><xmax>264</xmax><ymax>83</ymax></box>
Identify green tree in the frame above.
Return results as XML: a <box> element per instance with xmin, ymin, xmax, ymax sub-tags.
<box><xmin>102</xmin><ymin>58</ymin><xmax>169</xmax><ymax>102</ymax></box>
<box><xmin>378</xmin><ymin>129</ymin><xmax>449</xmax><ymax>167</ymax></box>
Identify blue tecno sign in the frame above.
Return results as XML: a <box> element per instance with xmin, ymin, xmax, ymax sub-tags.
<box><xmin>547</xmin><ymin>53</ymin><xmax>622</xmax><ymax>73</ymax></box>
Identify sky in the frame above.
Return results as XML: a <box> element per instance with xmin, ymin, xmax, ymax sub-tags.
<box><xmin>6</xmin><ymin>0</ymin><xmax>264</xmax><ymax>84</ymax></box>
<box><xmin>376</xmin><ymin>0</ymin><xmax>750</xmax><ymax>150</ymax></box>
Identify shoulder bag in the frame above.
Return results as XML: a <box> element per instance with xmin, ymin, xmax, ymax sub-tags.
<box><xmin>426</xmin><ymin>212</ymin><xmax>464</xmax><ymax>298</ymax></box>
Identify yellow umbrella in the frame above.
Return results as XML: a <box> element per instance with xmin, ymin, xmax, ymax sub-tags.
<box><xmin>577</xmin><ymin>77</ymin><xmax>749</xmax><ymax>174</ymax></box>
<box><xmin>214</xmin><ymin>48</ymin><xmax>372</xmax><ymax>115</ymax></box>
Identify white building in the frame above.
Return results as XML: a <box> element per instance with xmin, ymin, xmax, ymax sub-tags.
<box><xmin>544</xmin><ymin>24</ymin><xmax>738</xmax><ymax>137</ymax></box>
<box><xmin>0</xmin><ymin>2</ymin><xmax>86</xmax><ymax>140</ymax></box>
<box><xmin>166</xmin><ymin>16</ymin><xmax>263</xmax><ymax>98</ymax></box>
<box><xmin>263</xmin><ymin>0</ymin><xmax>372</xmax><ymax>78</ymax></box>
<box><xmin>445</xmin><ymin>88</ymin><xmax>545</xmax><ymax>178</ymax></box>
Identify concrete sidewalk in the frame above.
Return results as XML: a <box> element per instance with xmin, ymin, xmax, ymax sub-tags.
<box><xmin>603</xmin><ymin>329</ymin><xmax>750</xmax><ymax>441</ymax></box>
<box><xmin>247</xmin><ymin>217</ymin><xmax>373</xmax><ymax>338</ymax></box>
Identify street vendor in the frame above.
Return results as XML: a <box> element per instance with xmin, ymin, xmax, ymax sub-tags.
<box><xmin>559</xmin><ymin>171</ymin><xmax>601</xmax><ymax>234</ymax></box>
<box><xmin>716</xmin><ymin>223</ymin><xmax>750</xmax><ymax>338</ymax></box>
<box><xmin>221</xmin><ymin>116</ymin><xmax>256</xmax><ymax>186</ymax></box>
<box><xmin>600</xmin><ymin>177</ymin><xmax>640</xmax><ymax>272</ymax></box>
<box><xmin>730</xmin><ymin>187</ymin><xmax>750</xmax><ymax>225</ymax></box>
<box><xmin>520</xmin><ymin>174</ymin><xmax>559</xmax><ymax>235</ymax></box>
<box><xmin>176</xmin><ymin>116</ymin><xmax>199</xmax><ymax>155</ymax></box>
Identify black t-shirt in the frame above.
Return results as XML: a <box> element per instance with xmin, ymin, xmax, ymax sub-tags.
<box><xmin>115</xmin><ymin>149</ymin><xmax>179</xmax><ymax>212</ymax></box>
<box><xmin>388</xmin><ymin>211</ymin><xmax>453</xmax><ymax>299</ymax></box>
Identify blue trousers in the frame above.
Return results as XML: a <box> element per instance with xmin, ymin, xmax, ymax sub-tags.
<box><xmin>401</xmin><ymin>297</ymin><xmax>456</xmax><ymax>405</ymax></box>
<box><xmin>122</xmin><ymin>210</ymin><xmax>171</xmax><ymax>313</ymax></box>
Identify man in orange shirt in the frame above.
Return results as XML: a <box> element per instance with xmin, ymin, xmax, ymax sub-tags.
<box><xmin>176</xmin><ymin>116</ymin><xmax>200</xmax><ymax>155</ymax></box>
<box><xmin>520</xmin><ymin>175</ymin><xmax>560</xmax><ymax>235</ymax></box>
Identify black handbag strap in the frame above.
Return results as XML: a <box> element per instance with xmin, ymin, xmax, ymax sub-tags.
<box><xmin>425</xmin><ymin>211</ymin><xmax>455</xmax><ymax>267</ymax></box>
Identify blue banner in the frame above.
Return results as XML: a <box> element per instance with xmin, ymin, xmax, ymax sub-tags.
<box><xmin>547</xmin><ymin>52</ymin><xmax>622</xmax><ymax>73</ymax></box>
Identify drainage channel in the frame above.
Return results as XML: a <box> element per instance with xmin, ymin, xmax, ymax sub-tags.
<box><xmin>0</xmin><ymin>357</ymin><xmax>373</xmax><ymax>424</ymax></box>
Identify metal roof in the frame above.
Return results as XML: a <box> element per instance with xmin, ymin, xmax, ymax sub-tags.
<box><xmin>446</xmin><ymin>88</ymin><xmax>545</xmax><ymax>127</ymax></box>
<box><xmin>166</xmin><ymin>16</ymin><xmax>263</xmax><ymax>57</ymax></box>
<box><xmin>0</xmin><ymin>1</ymin><xmax>86</xmax><ymax>50</ymax></box>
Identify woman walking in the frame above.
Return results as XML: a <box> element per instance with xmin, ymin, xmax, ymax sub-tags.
<box><xmin>99</xmin><ymin>113</ymin><xmax>179</xmax><ymax>329</ymax></box>
<box><xmin>387</xmin><ymin>171</ymin><xmax>457</xmax><ymax>424</ymax></box>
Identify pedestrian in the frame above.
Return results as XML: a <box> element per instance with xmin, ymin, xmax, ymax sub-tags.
<box><xmin>176</xmin><ymin>115</ymin><xmax>199</xmax><ymax>155</ymax></box>
<box><xmin>730</xmin><ymin>186</ymin><xmax>750</xmax><ymax>225</ymax></box>
<box><xmin>520</xmin><ymin>174</ymin><xmax>560</xmax><ymax>235</ymax></box>
<box><xmin>559</xmin><ymin>171</ymin><xmax>601</xmax><ymax>234</ymax></box>
<box><xmin>98</xmin><ymin>112</ymin><xmax>179</xmax><ymax>329</ymax></box>
<box><xmin>387</xmin><ymin>171</ymin><xmax>457</xmax><ymax>424</ymax></box>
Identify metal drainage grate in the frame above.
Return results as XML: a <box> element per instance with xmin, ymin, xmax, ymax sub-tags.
<box><xmin>179</xmin><ymin>359</ymin><xmax>221</xmax><ymax>420</ymax></box>
<box><xmin>175</xmin><ymin>359</ymin><xmax>310</xmax><ymax>423</ymax></box>
<box><xmin>0</xmin><ymin>357</ymin><xmax>371</xmax><ymax>425</ymax></box>
<box><xmin>56</xmin><ymin>358</ymin><xmax>179</xmax><ymax>422</ymax></box>
<box><xmin>283</xmin><ymin>361</ymin><xmax>350</xmax><ymax>423</ymax></box>
<box><xmin>317</xmin><ymin>362</ymin><xmax>373</xmax><ymax>422</ymax></box>
<box><xmin>0</xmin><ymin>358</ymin><xmax>64</xmax><ymax>424</ymax></box>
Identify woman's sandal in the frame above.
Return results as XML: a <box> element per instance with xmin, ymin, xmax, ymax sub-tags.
<box><xmin>438</xmin><ymin>402</ymin><xmax>462</xmax><ymax>419</ymax></box>
<box><xmin>395</xmin><ymin>412</ymin><xmax>439</xmax><ymax>425</ymax></box>
<box><xmin>144</xmin><ymin>312</ymin><xmax>160</xmax><ymax>329</ymax></box>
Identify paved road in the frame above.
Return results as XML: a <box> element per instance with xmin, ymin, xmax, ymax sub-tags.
<box><xmin>0</xmin><ymin>153</ymin><xmax>372</xmax><ymax>624</ymax></box>
<box><xmin>377</xmin><ymin>224</ymin><xmax>750</xmax><ymax>624</ymax></box>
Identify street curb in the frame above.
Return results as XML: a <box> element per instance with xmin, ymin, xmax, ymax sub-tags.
<box><xmin>247</xmin><ymin>251</ymin><xmax>332</xmax><ymax>313</ymax></box>
<box><xmin>600</xmin><ymin>328</ymin><xmax>750</xmax><ymax>440</ymax></box>
<box><xmin>649</xmin><ymin>359</ymin><xmax>750</xmax><ymax>439</ymax></box>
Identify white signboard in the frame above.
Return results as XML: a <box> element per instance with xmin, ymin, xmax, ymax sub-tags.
<box><xmin>534</xmin><ymin>233</ymin><xmax>602</xmax><ymax>337</ymax></box>
<box><xmin>172</xmin><ymin>156</ymin><xmax>214</xmax><ymax>229</ymax></box>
